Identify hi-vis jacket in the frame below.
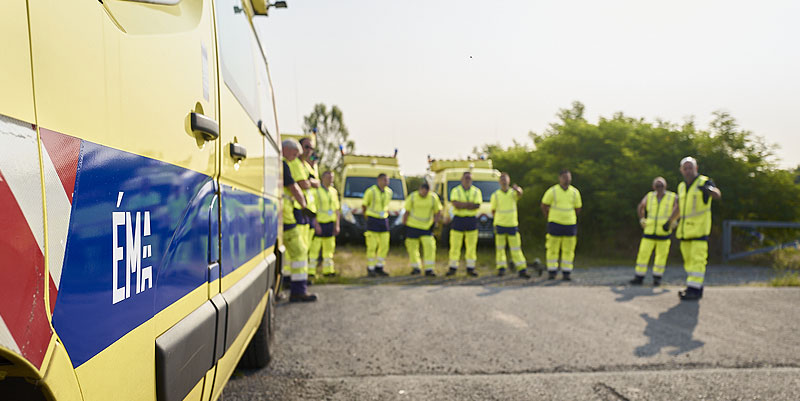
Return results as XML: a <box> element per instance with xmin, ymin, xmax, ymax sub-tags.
<box><xmin>450</xmin><ymin>185</ymin><xmax>483</xmax><ymax>218</ymax></box>
<box><xmin>363</xmin><ymin>185</ymin><xmax>393</xmax><ymax>219</ymax></box>
<box><xmin>541</xmin><ymin>184</ymin><xmax>582</xmax><ymax>225</ymax></box>
<box><xmin>676</xmin><ymin>175</ymin><xmax>713</xmax><ymax>240</ymax></box>
<box><xmin>490</xmin><ymin>188</ymin><xmax>520</xmax><ymax>227</ymax></box>
<box><xmin>404</xmin><ymin>191</ymin><xmax>443</xmax><ymax>230</ymax></box>
<box><xmin>643</xmin><ymin>190</ymin><xmax>677</xmax><ymax>238</ymax></box>
<box><xmin>315</xmin><ymin>186</ymin><xmax>340</xmax><ymax>224</ymax></box>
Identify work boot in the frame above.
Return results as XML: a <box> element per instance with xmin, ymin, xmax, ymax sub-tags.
<box><xmin>425</xmin><ymin>269</ymin><xmax>436</xmax><ymax>277</ymax></box>
<box><xmin>547</xmin><ymin>271</ymin><xmax>557</xmax><ymax>280</ymax></box>
<box><xmin>410</xmin><ymin>267</ymin><xmax>422</xmax><ymax>275</ymax></box>
<box><xmin>562</xmin><ymin>271</ymin><xmax>572</xmax><ymax>281</ymax></box>
<box><xmin>375</xmin><ymin>266</ymin><xmax>389</xmax><ymax>277</ymax></box>
<box><xmin>367</xmin><ymin>269</ymin><xmax>377</xmax><ymax>277</ymax></box>
<box><xmin>466</xmin><ymin>268</ymin><xmax>478</xmax><ymax>277</ymax></box>
<box><xmin>289</xmin><ymin>280</ymin><xmax>318</xmax><ymax>302</ymax></box>
<box><xmin>497</xmin><ymin>267</ymin><xmax>506</xmax><ymax>277</ymax></box>
<box><xmin>518</xmin><ymin>269</ymin><xmax>531</xmax><ymax>279</ymax></box>
<box><xmin>679</xmin><ymin>287</ymin><xmax>702</xmax><ymax>301</ymax></box>
<box><xmin>652</xmin><ymin>276</ymin><xmax>662</xmax><ymax>287</ymax></box>
<box><xmin>629</xmin><ymin>275</ymin><xmax>644</xmax><ymax>285</ymax></box>
<box><xmin>446</xmin><ymin>268</ymin><xmax>457</xmax><ymax>276</ymax></box>
<box><xmin>289</xmin><ymin>292</ymin><xmax>318</xmax><ymax>303</ymax></box>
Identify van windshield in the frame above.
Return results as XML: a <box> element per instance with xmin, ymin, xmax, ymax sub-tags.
<box><xmin>447</xmin><ymin>180</ymin><xmax>499</xmax><ymax>202</ymax></box>
<box><xmin>344</xmin><ymin>177</ymin><xmax>405</xmax><ymax>200</ymax></box>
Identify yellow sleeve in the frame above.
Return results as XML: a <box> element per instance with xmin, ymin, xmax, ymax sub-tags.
<box><xmin>331</xmin><ymin>188</ymin><xmax>340</xmax><ymax>211</ymax></box>
<box><xmin>386</xmin><ymin>187</ymin><xmax>393</xmax><ymax>204</ymax></box>
<box><xmin>450</xmin><ymin>187</ymin><xmax>460</xmax><ymax>203</ymax></box>
<box><xmin>289</xmin><ymin>159</ymin><xmax>308</xmax><ymax>182</ymax></box>
<box><xmin>433</xmin><ymin>194</ymin><xmax>443</xmax><ymax>212</ymax></box>
<box><xmin>541</xmin><ymin>187</ymin><xmax>553</xmax><ymax>205</ymax></box>
<box><xmin>574</xmin><ymin>187</ymin><xmax>582</xmax><ymax>208</ymax></box>
<box><xmin>404</xmin><ymin>194</ymin><xmax>413</xmax><ymax>211</ymax></box>
<box><xmin>490</xmin><ymin>192</ymin><xmax>497</xmax><ymax>210</ymax></box>
<box><xmin>474</xmin><ymin>187</ymin><xmax>483</xmax><ymax>203</ymax></box>
<box><xmin>363</xmin><ymin>186</ymin><xmax>373</xmax><ymax>207</ymax></box>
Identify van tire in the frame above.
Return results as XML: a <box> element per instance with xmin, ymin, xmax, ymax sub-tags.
<box><xmin>240</xmin><ymin>289</ymin><xmax>275</xmax><ymax>369</ymax></box>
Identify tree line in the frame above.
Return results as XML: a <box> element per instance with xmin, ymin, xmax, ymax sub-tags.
<box><xmin>480</xmin><ymin>101</ymin><xmax>800</xmax><ymax>256</ymax></box>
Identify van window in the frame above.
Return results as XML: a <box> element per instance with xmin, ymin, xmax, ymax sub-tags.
<box><xmin>447</xmin><ymin>180</ymin><xmax>499</xmax><ymax>202</ymax></box>
<box><xmin>344</xmin><ymin>177</ymin><xmax>405</xmax><ymax>200</ymax></box>
<box><xmin>216</xmin><ymin>0</ymin><xmax>263</xmax><ymax>125</ymax></box>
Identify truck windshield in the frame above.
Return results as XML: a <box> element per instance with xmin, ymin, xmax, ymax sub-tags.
<box><xmin>447</xmin><ymin>180</ymin><xmax>499</xmax><ymax>202</ymax></box>
<box><xmin>344</xmin><ymin>177</ymin><xmax>405</xmax><ymax>200</ymax></box>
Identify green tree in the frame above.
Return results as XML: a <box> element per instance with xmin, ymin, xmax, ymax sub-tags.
<box><xmin>302</xmin><ymin>103</ymin><xmax>355</xmax><ymax>176</ymax></box>
<box><xmin>480</xmin><ymin>102</ymin><xmax>800</xmax><ymax>258</ymax></box>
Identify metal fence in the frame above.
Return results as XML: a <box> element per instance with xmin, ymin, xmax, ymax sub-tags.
<box><xmin>722</xmin><ymin>220</ymin><xmax>800</xmax><ymax>262</ymax></box>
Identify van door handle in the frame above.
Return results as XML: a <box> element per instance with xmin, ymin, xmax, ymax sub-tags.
<box><xmin>191</xmin><ymin>113</ymin><xmax>219</xmax><ymax>141</ymax></box>
<box><xmin>229</xmin><ymin>143</ymin><xmax>247</xmax><ymax>161</ymax></box>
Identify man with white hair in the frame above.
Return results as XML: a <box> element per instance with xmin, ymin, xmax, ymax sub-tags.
<box><xmin>630</xmin><ymin>176</ymin><xmax>677</xmax><ymax>286</ymax></box>
<box><xmin>281</xmin><ymin>138</ymin><xmax>318</xmax><ymax>302</ymax></box>
<box><xmin>663</xmin><ymin>157</ymin><xmax>722</xmax><ymax>300</ymax></box>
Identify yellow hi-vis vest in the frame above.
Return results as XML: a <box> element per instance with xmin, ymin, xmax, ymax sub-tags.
<box><xmin>450</xmin><ymin>185</ymin><xmax>482</xmax><ymax>217</ymax></box>
<box><xmin>315</xmin><ymin>186</ymin><xmax>339</xmax><ymax>224</ymax></box>
<box><xmin>676</xmin><ymin>175</ymin><xmax>713</xmax><ymax>240</ymax></box>
<box><xmin>490</xmin><ymin>188</ymin><xmax>519</xmax><ymax>227</ymax></box>
<box><xmin>282</xmin><ymin>157</ymin><xmax>306</xmax><ymax>225</ymax></box>
<box><xmin>363</xmin><ymin>184</ymin><xmax>393</xmax><ymax>219</ymax></box>
<box><xmin>643</xmin><ymin>190</ymin><xmax>676</xmax><ymax>237</ymax></box>
<box><xmin>404</xmin><ymin>191</ymin><xmax>442</xmax><ymax>230</ymax></box>
<box><xmin>302</xmin><ymin>160</ymin><xmax>319</xmax><ymax>213</ymax></box>
<box><xmin>541</xmin><ymin>184</ymin><xmax>582</xmax><ymax>225</ymax></box>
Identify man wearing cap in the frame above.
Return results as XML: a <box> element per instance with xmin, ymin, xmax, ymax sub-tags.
<box><xmin>403</xmin><ymin>182</ymin><xmax>442</xmax><ymax>277</ymax></box>
<box><xmin>663</xmin><ymin>157</ymin><xmax>721</xmax><ymax>300</ymax></box>
<box><xmin>299</xmin><ymin>137</ymin><xmax>321</xmax><ymax>281</ymax></box>
<box><xmin>363</xmin><ymin>173</ymin><xmax>393</xmax><ymax>277</ymax></box>
<box><xmin>281</xmin><ymin>138</ymin><xmax>318</xmax><ymax>302</ymax></box>
<box><xmin>541</xmin><ymin>169</ymin><xmax>582</xmax><ymax>281</ymax></box>
<box><xmin>630</xmin><ymin>177</ymin><xmax>677</xmax><ymax>286</ymax></box>
<box><xmin>491</xmin><ymin>173</ymin><xmax>532</xmax><ymax>278</ymax></box>
<box><xmin>309</xmin><ymin>171</ymin><xmax>340</xmax><ymax>277</ymax></box>
<box><xmin>446</xmin><ymin>171</ymin><xmax>482</xmax><ymax>277</ymax></box>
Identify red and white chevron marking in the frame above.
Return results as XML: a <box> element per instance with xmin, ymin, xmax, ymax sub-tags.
<box><xmin>0</xmin><ymin>115</ymin><xmax>79</xmax><ymax>370</ymax></box>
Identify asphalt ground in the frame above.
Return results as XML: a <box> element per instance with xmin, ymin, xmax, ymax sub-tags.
<box><xmin>223</xmin><ymin>266</ymin><xmax>800</xmax><ymax>400</ymax></box>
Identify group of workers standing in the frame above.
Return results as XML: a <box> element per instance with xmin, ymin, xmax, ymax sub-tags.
<box><xmin>282</xmin><ymin>137</ymin><xmax>721</xmax><ymax>303</ymax></box>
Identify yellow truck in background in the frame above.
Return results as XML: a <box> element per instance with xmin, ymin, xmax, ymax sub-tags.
<box><xmin>428</xmin><ymin>159</ymin><xmax>501</xmax><ymax>242</ymax></box>
<box><xmin>339</xmin><ymin>154</ymin><xmax>408</xmax><ymax>242</ymax></box>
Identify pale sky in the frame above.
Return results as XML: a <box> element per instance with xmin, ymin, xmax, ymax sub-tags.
<box><xmin>256</xmin><ymin>0</ymin><xmax>800</xmax><ymax>176</ymax></box>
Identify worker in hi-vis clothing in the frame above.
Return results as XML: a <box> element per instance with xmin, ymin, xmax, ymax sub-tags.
<box><xmin>363</xmin><ymin>173</ymin><xmax>393</xmax><ymax>277</ymax></box>
<box><xmin>663</xmin><ymin>157</ymin><xmax>721</xmax><ymax>300</ymax></box>
<box><xmin>299</xmin><ymin>137</ymin><xmax>320</xmax><ymax>280</ymax></box>
<box><xmin>309</xmin><ymin>171</ymin><xmax>340</xmax><ymax>277</ymax></box>
<box><xmin>630</xmin><ymin>177</ymin><xmax>677</xmax><ymax>286</ymax></box>
<box><xmin>281</xmin><ymin>139</ymin><xmax>317</xmax><ymax>302</ymax></box>
<box><xmin>541</xmin><ymin>169</ymin><xmax>582</xmax><ymax>281</ymax></box>
<box><xmin>490</xmin><ymin>173</ymin><xmax>532</xmax><ymax>278</ymax></box>
<box><xmin>447</xmin><ymin>171</ymin><xmax>482</xmax><ymax>277</ymax></box>
<box><xmin>403</xmin><ymin>182</ymin><xmax>443</xmax><ymax>277</ymax></box>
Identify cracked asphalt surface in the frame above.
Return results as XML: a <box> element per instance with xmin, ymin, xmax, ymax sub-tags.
<box><xmin>223</xmin><ymin>267</ymin><xmax>800</xmax><ymax>400</ymax></box>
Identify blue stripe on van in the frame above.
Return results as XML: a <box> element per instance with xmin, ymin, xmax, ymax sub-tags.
<box><xmin>51</xmin><ymin>138</ymin><xmax>276</xmax><ymax>367</ymax></box>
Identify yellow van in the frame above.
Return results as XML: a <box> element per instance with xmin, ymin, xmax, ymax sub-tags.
<box><xmin>339</xmin><ymin>154</ymin><xmax>408</xmax><ymax>242</ymax></box>
<box><xmin>0</xmin><ymin>1</ymin><xmax>284</xmax><ymax>400</ymax></box>
<box><xmin>428</xmin><ymin>159</ymin><xmax>501</xmax><ymax>241</ymax></box>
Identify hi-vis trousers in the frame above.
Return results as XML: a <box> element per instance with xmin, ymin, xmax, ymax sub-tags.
<box><xmin>680</xmin><ymin>240</ymin><xmax>708</xmax><ymax>289</ymax></box>
<box><xmin>449</xmin><ymin>229</ymin><xmax>477</xmax><ymax>269</ymax></box>
<box><xmin>496</xmin><ymin>232</ymin><xmax>526</xmax><ymax>270</ymax></box>
<box><xmin>284</xmin><ymin>226</ymin><xmax>308</xmax><ymax>282</ymax></box>
<box><xmin>545</xmin><ymin>234</ymin><xmax>576</xmax><ymax>272</ymax></box>
<box><xmin>365</xmin><ymin>231</ymin><xmax>390</xmax><ymax>270</ymax></box>
<box><xmin>309</xmin><ymin>236</ymin><xmax>336</xmax><ymax>275</ymax></box>
<box><xmin>635</xmin><ymin>238</ymin><xmax>670</xmax><ymax>278</ymax></box>
<box><xmin>406</xmin><ymin>235</ymin><xmax>436</xmax><ymax>272</ymax></box>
